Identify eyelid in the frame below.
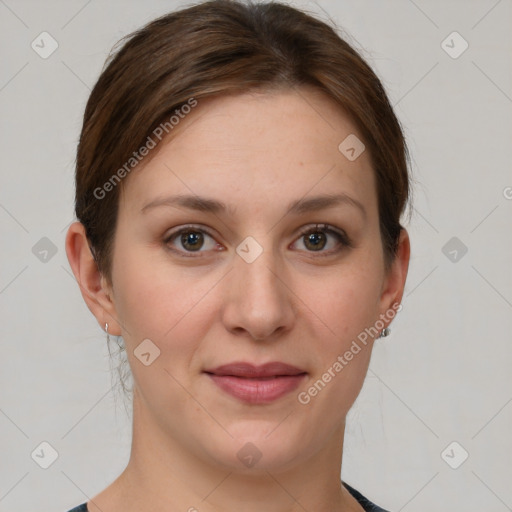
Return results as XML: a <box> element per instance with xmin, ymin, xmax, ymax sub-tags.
<box><xmin>163</xmin><ymin>224</ymin><xmax>222</xmax><ymax>257</ymax></box>
<box><xmin>296</xmin><ymin>223</ymin><xmax>348</xmax><ymax>239</ymax></box>
<box><xmin>293</xmin><ymin>223</ymin><xmax>352</xmax><ymax>253</ymax></box>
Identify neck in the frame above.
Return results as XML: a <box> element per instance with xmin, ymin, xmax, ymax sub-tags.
<box><xmin>92</xmin><ymin>390</ymin><xmax>362</xmax><ymax>512</ymax></box>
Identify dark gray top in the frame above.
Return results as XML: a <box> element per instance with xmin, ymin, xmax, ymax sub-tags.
<box><xmin>66</xmin><ymin>481</ymin><xmax>390</xmax><ymax>511</ymax></box>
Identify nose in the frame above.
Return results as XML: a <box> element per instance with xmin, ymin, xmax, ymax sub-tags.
<box><xmin>220</xmin><ymin>243</ymin><xmax>296</xmax><ymax>341</ymax></box>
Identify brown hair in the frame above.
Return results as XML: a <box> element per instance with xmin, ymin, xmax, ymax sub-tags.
<box><xmin>75</xmin><ymin>0</ymin><xmax>411</xmax><ymax>283</ymax></box>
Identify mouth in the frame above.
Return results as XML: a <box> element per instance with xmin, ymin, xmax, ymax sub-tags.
<box><xmin>203</xmin><ymin>361</ymin><xmax>307</xmax><ymax>404</ymax></box>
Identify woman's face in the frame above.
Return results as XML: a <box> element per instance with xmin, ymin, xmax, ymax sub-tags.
<box><xmin>105</xmin><ymin>87</ymin><xmax>408</xmax><ymax>472</ymax></box>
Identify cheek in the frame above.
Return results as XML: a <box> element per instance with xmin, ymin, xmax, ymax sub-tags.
<box><xmin>300</xmin><ymin>265</ymin><xmax>382</xmax><ymax>407</ymax></box>
<box><xmin>307</xmin><ymin>264</ymin><xmax>382</xmax><ymax>343</ymax></box>
<box><xmin>111</xmin><ymin>247</ymin><xmax>223</xmax><ymax>383</ymax></box>
<box><xmin>111</xmin><ymin>252</ymin><xmax>212</xmax><ymax>413</ymax></box>
<box><xmin>112</xmin><ymin>242</ymin><xmax>200</xmax><ymax>334</ymax></box>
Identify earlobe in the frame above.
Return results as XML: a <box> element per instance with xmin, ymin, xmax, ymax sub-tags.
<box><xmin>379</xmin><ymin>228</ymin><xmax>411</xmax><ymax>324</ymax></box>
<box><xmin>65</xmin><ymin>221</ymin><xmax>122</xmax><ymax>335</ymax></box>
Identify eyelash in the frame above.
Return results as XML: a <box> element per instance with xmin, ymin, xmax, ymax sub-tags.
<box><xmin>295</xmin><ymin>224</ymin><xmax>352</xmax><ymax>256</ymax></box>
<box><xmin>163</xmin><ymin>223</ymin><xmax>352</xmax><ymax>258</ymax></box>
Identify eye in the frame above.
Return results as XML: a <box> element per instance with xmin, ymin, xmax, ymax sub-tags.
<box><xmin>163</xmin><ymin>223</ymin><xmax>351</xmax><ymax>258</ymax></box>
<box><xmin>164</xmin><ymin>225</ymin><xmax>221</xmax><ymax>256</ymax></box>
<box><xmin>291</xmin><ymin>223</ymin><xmax>352</xmax><ymax>255</ymax></box>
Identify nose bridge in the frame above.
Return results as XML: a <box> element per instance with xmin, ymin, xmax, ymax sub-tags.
<box><xmin>238</xmin><ymin>244</ymin><xmax>279</xmax><ymax>300</ymax></box>
<box><xmin>222</xmin><ymin>237</ymin><xmax>294</xmax><ymax>340</ymax></box>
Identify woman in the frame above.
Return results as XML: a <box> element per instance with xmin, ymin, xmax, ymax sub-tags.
<box><xmin>65</xmin><ymin>0</ymin><xmax>411</xmax><ymax>510</ymax></box>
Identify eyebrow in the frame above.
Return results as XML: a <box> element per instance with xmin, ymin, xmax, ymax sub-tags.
<box><xmin>141</xmin><ymin>193</ymin><xmax>366</xmax><ymax>219</ymax></box>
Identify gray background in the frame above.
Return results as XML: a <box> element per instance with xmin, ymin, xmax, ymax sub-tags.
<box><xmin>1</xmin><ymin>0</ymin><xmax>511</xmax><ymax>511</ymax></box>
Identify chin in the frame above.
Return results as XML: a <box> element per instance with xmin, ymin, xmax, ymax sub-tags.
<box><xmin>200</xmin><ymin>421</ymin><xmax>307</xmax><ymax>474</ymax></box>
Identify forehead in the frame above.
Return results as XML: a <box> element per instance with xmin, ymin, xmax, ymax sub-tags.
<box><xmin>120</xmin><ymin>87</ymin><xmax>378</xmax><ymax>220</ymax></box>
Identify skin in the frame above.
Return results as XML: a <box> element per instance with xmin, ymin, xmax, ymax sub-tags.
<box><xmin>66</xmin><ymin>86</ymin><xmax>410</xmax><ymax>512</ymax></box>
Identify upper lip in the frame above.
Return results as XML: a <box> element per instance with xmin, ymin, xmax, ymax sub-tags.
<box><xmin>204</xmin><ymin>362</ymin><xmax>307</xmax><ymax>378</ymax></box>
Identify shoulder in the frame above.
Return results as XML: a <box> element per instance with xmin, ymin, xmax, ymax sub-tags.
<box><xmin>67</xmin><ymin>485</ymin><xmax>388</xmax><ymax>512</ymax></box>
<box><xmin>65</xmin><ymin>504</ymin><xmax>88</xmax><ymax>512</ymax></box>
<box><xmin>343</xmin><ymin>480</ymin><xmax>392</xmax><ymax>512</ymax></box>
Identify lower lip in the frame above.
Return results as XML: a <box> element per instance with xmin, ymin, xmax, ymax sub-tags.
<box><xmin>206</xmin><ymin>373</ymin><xmax>307</xmax><ymax>404</ymax></box>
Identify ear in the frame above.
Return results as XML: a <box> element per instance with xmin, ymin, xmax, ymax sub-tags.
<box><xmin>65</xmin><ymin>221</ymin><xmax>122</xmax><ymax>335</ymax></box>
<box><xmin>378</xmin><ymin>228</ymin><xmax>410</xmax><ymax>326</ymax></box>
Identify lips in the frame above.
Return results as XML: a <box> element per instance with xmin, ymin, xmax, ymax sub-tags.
<box><xmin>204</xmin><ymin>361</ymin><xmax>306</xmax><ymax>378</ymax></box>
<box><xmin>203</xmin><ymin>362</ymin><xmax>307</xmax><ymax>404</ymax></box>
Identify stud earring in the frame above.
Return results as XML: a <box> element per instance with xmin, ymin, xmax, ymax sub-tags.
<box><xmin>378</xmin><ymin>327</ymin><xmax>391</xmax><ymax>339</ymax></box>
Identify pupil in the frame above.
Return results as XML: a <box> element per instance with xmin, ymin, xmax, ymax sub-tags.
<box><xmin>182</xmin><ymin>231</ymin><xmax>203</xmax><ymax>250</ymax></box>
<box><xmin>306</xmin><ymin>232</ymin><xmax>325</xmax><ymax>250</ymax></box>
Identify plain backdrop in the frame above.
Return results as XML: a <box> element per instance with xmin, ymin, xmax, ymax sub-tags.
<box><xmin>0</xmin><ymin>1</ymin><xmax>511</xmax><ymax>511</ymax></box>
